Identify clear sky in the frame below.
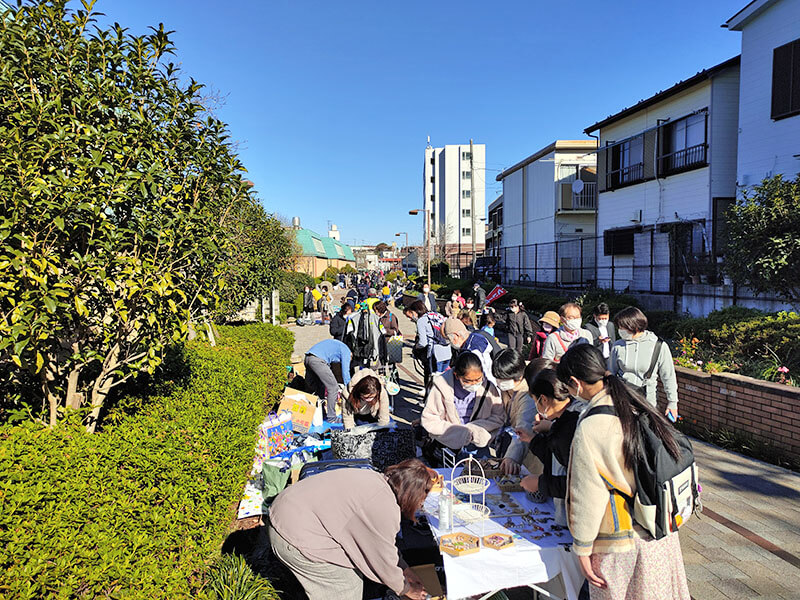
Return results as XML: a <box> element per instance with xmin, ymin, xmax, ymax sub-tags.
<box><xmin>93</xmin><ymin>0</ymin><xmax>744</xmax><ymax>247</ymax></box>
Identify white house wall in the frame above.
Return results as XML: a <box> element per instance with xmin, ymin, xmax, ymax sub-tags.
<box><xmin>710</xmin><ymin>69</ymin><xmax>741</xmax><ymax>199</ymax></box>
<box><xmin>735</xmin><ymin>0</ymin><xmax>800</xmax><ymax>185</ymax></box>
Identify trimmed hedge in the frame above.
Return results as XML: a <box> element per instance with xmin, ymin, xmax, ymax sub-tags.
<box><xmin>0</xmin><ymin>324</ymin><xmax>293</xmax><ymax>599</ymax></box>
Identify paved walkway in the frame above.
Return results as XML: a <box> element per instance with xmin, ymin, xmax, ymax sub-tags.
<box><xmin>287</xmin><ymin>302</ymin><xmax>800</xmax><ymax>600</ymax></box>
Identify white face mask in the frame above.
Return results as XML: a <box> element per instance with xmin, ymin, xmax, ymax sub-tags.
<box><xmin>619</xmin><ymin>329</ymin><xmax>634</xmax><ymax>341</ymax></box>
<box><xmin>452</xmin><ymin>295</ymin><xmax>458</xmax><ymax>301</ymax></box>
<box><xmin>542</xmin><ymin>323</ymin><xmax>554</xmax><ymax>333</ymax></box>
<box><xmin>466</xmin><ymin>303</ymin><xmax>474</xmax><ymax>310</ymax></box>
<box><xmin>423</xmin><ymin>287</ymin><xmax>430</xmax><ymax>294</ymax></box>
<box><xmin>462</xmin><ymin>382</ymin><xmax>482</xmax><ymax>393</ymax></box>
<box><xmin>596</xmin><ymin>318</ymin><xmax>609</xmax><ymax>327</ymax></box>
<box><xmin>564</xmin><ymin>318</ymin><xmax>582</xmax><ymax>331</ymax></box>
<box><xmin>497</xmin><ymin>379</ymin><xmax>517</xmax><ymax>391</ymax></box>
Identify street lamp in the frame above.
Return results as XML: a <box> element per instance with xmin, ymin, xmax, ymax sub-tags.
<box><xmin>408</xmin><ymin>209</ymin><xmax>432</xmax><ymax>286</ymax></box>
<box><xmin>395</xmin><ymin>232</ymin><xmax>408</xmax><ymax>274</ymax></box>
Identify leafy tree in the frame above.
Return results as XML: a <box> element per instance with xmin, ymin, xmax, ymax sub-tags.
<box><xmin>321</xmin><ymin>265</ymin><xmax>339</xmax><ymax>282</ymax></box>
<box><xmin>725</xmin><ymin>175</ymin><xmax>800</xmax><ymax>307</ymax></box>
<box><xmin>217</xmin><ymin>199</ymin><xmax>294</xmax><ymax>318</ymax></box>
<box><xmin>0</xmin><ymin>1</ymin><xmax>264</xmax><ymax>429</ymax></box>
<box><xmin>374</xmin><ymin>242</ymin><xmax>391</xmax><ymax>254</ymax></box>
<box><xmin>340</xmin><ymin>264</ymin><xmax>357</xmax><ymax>275</ymax></box>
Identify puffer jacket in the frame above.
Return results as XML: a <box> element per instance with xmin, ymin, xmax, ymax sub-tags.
<box><xmin>608</xmin><ymin>330</ymin><xmax>678</xmax><ymax>412</ymax></box>
<box><xmin>421</xmin><ymin>369</ymin><xmax>504</xmax><ymax>450</ymax></box>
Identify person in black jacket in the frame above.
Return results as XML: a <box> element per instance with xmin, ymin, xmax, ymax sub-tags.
<box><xmin>515</xmin><ymin>368</ymin><xmax>585</xmax><ymax>527</ymax></box>
<box><xmin>506</xmin><ymin>299</ymin><xmax>534</xmax><ymax>353</ymax></box>
<box><xmin>302</xmin><ymin>286</ymin><xmax>316</xmax><ymax>319</ymax></box>
<box><xmin>584</xmin><ymin>302</ymin><xmax>617</xmax><ymax>359</ymax></box>
<box><xmin>329</xmin><ymin>303</ymin><xmax>353</xmax><ymax>341</ymax></box>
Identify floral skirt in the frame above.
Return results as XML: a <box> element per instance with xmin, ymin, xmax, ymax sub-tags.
<box><xmin>589</xmin><ymin>532</ymin><xmax>690</xmax><ymax>600</ymax></box>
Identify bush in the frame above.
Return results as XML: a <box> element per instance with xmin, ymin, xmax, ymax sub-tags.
<box><xmin>673</xmin><ymin>306</ymin><xmax>764</xmax><ymax>340</ymax></box>
<box><xmin>208</xmin><ymin>553</ymin><xmax>279</xmax><ymax>600</ymax></box>
<box><xmin>321</xmin><ymin>266</ymin><xmax>339</xmax><ymax>281</ymax></box>
<box><xmin>279</xmin><ymin>301</ymin><xmax>297</xmax><ymax>323</ymax></box>
<box><xmin>0</xmin><ymin>324</ymin><xmax>294</xmax><ymax>599</ymax></box>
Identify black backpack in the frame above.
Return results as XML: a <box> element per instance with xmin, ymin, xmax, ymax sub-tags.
<box><xmin>476</xmin><ymin>329</ymin><xmax>503</xmax><ymax>359</ymax></box>
<box><xmin>585</xmin><ymin>405</ymin><xmax>700</xmax><ymax>540</ymax></box>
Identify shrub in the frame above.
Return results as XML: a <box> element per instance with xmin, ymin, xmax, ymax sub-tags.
<box><xmin>208</xmin><ymin>553</ymin><xmax>280</xmax><ymax>600</ymax></box>
<box><xmin>673</xmin><ymin>306</ymin><xmax>764</xmax><ymax>340</ymax></box>
<box><xmin>574</xmin><ymin>289</ymin><xmax>641</xmax><ymax>318</ymax></box>
<box><xmin>0</xmin><ymin>324</ymin><xmax>293</xmax><ymax>599</ymax></box>
<box><xmin>321</xmin><ymin>266</ymin><xmax>339</xmax><ymax>282</ymax></box>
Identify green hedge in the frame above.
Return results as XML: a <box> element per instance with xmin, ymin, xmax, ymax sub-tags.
<box><xmin>0</xmin><ymin>324</ymin><xmax>294</xmax><ymax>599</ymax></box>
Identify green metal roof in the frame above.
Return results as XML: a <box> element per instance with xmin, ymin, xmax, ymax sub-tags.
<box><xmin>293</xmin><ymin>229</ymin><xmax>327</xmax><ymax>258</ymax></box>
<box><xmin>294</xmin><ymin>228</ymin><xmax>355</xmax><ymax>262</ymax></box>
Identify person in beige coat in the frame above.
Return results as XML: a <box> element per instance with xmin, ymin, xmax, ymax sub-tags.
<box><xmin>491</xmin><ymin>348</ymin><xmax>537</xmax><ymax>475</ymax></box>
<box><xmin>341</xmin><ymin>368</ymin><xmax>391</xmax><ymax>430</ymax></box>
<box><xmin>421</xmin><ymin>351</ymin><xmax>504</xmax><ymax>455</ymax></box>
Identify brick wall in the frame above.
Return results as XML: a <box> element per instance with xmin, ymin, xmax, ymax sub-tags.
<box><xmin>657</xmin><ymin>367</ymin><xmax>800</xmax><ymax>456</ymax></box>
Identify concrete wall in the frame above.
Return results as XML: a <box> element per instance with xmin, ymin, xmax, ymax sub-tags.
<box><xmin>657</xmin><ymin>366</ymin><xmax>800</xmax><ymax>459</ymax></box>
<box><xmin>735</xmin><ymin>0</ymin><xmax>800</xmax><ymax>186</ymax></box>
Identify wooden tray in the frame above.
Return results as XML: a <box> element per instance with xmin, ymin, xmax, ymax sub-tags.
<box><xmin>496</xmin><ymin>474</ymin><xmax>524</xmax><ymax>492</ymax></box>
<box><xmin>439</xmin><ymin>532</ymin><xmax>480</xmax><ymax>557</ymax></box>
<box><xmin>483</xmin><ymin>533</ymin><xmax>515</xmax><ymax>550</ymax></box>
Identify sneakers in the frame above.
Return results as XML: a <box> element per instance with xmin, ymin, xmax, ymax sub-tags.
<box><xmin>326</xmin><ymin>415</ymin><xmax>343</xmax><ymax>425</ymax></box>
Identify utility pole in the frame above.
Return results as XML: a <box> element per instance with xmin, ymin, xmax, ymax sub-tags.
<box><xmin>470</xmin><ymin>139</ymin><xmax>476</xmax><ymax>277</ymax></box>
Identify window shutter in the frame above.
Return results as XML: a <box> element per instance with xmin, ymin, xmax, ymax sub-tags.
<box><xmin>772</xmin><ymin>42</ymin><xmax>793</xmax><ymax>119</ymax></box>
<box><xmin>642</xmin><ymin>129</ymin><xmax>658</xmax><ymax>180</ymax></box>
<box><xmin>792</xmin><ymin>40</ymin><xmax>800</xmax><ymax>113</ymax></box>
<box><xmin>597</xmin><ymin>146</ymin><xmax>608</xmax><ymax>193</ymax></box>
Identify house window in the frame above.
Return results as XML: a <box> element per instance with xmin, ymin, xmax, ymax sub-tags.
<box><xmin>462</xmin><ymin>208</ymin><xmax>471</xmax><ymax>218</ymax></box>
<box><xmin>603</xmin><ymin>227</ymin><xmax>638</xmax><ymax>256</ymax></box>
<box><xmin>608</xmin><ymin>136</ymin><xmax>644</xmax><ymax>189</ymax></box>
<box><xmin>659</xmin><ymin>111</ymin><xmax>707</xmax><ymax>174</ymax></box>
<box><xmin>772</xmin><ymin>37</ymin><xmax>800</xmax><ymax>120</ymax></box>
<box><xmin>462</xmin><ymin>227</ymin><xmax>471</xmax><ymax>237</ymax></box>
<box><xmin>462</xmin><ymin>171</ymin><xmax>471</xmax><ymax>180</ymax></box>
<box><xmin>430</xmin><ymin>157</ymin><xmax>435</xmax><ymax>165</ymax></box>
<box><xmin>430</xmin><ymin>176</ymin><xmax>435</xmax><ymax>183</ymax></box>
<box><xmin>430</xmin><ymin>194</ymin><xmax>435</xmax><ymax>202</ymax></box>
<box><xmin>462</xmin><ymin>190</ymin><xmax>471</xmax><ymax>199</ymax></box>
<box><xmin>462</xmin><ymin>151</ymin><xmax>472</xmax><ymax>160</ymax></box>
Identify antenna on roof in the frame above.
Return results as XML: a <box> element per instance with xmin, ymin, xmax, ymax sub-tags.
<box><xmin>426</xmin><ymin>135</ymin><xmax>432</xmax><ymax>149</ymax></box>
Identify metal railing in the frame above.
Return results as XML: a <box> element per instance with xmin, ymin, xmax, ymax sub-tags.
<box><xmin>659</xmin><ymin>143</ymin><xmax>707</xmax><ymax>174</ymax></box>
<box><xmin>607</xmin><ymin>162</ymin><xmax>644</xmax><ymax>188</ymax></box>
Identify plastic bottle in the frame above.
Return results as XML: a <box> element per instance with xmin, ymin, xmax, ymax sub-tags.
<box><xmin>438</xmin><ymin>488</ymin><xmax>453</xmax><ymax>532</ymax></box>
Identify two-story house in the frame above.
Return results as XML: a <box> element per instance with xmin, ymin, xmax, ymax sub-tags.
<box><xmin>585</xmin><ymin>57</ymin><xmax>741</xmax><ymax>311</ymax></box>
<box><xmin>494</xmin><ymin>140</ymin><xmax>598</xmax><ymax>286</ymax></box>
<box><xmin>724</xmin><ymin>0</ymin><xmax>800</xmax><ymax>185</ymax></box>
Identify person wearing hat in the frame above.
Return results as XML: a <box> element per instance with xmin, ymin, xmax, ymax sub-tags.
<box><xmin>471</xmin><ymin>282</ymin><xmax>487</xmax><ymax>312</ymax></box>
<box><xmin>364</xmin><ymin>288</ymin><xmax>380</xmax><ymax>313</ymax></box>
<box><xmin>506</xmin><ymin>299</ymin><xmax>534</xmax><ymax>354</ymax></box>
<box><xmin>529</xmin><ymin>311</ymin><xmax>560</xmax><ymax>360</ymax></box>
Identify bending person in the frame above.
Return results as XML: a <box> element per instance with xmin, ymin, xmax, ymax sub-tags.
<box><xmin>421</xmin><ymin>351</ymin><xmax>504</xmax><ymax>458</ymax></box>
<box><xmin>342</xmin><ymin>369</ymin><xmax>390</xmax><ymax>430</ymax></box>
<box><xmin>304</xmin><ymin>339</ymin><xmax>351</xmax><ymax>424</ymax></box>
<box><xmin>491</xmin><ymin>349</ymin><xmax>536</xmax><ymax>476</ymax></box>
<box><xmin>269</xmin><ymin>459</ymin><xmax>430</xmax><ymax>600</ymax></box>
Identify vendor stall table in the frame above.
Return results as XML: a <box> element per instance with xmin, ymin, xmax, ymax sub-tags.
<box><xmin>425</xmin><ymin>469</ymin><xmax>584</xmax><ymax>600</ymax></box>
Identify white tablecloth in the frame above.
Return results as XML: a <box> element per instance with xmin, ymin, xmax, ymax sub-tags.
<box><xmin>424</xmin><ymin>471</ymin><xmax>584</xmax><ymax>600</ymax></box>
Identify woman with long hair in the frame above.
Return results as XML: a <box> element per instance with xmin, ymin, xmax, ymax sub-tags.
<box><xmin>269</xmin><ymin>459</ymin><xmax>431</xmax><ymax>600</ymax></box>
<box><xmin>341</xmin><ymin>370</ymin><xmax>390</xmax><ymax>430</ymax></box>
<box><xmin>557</xmin><ymin>344</ymin><xmax>689</xmax><ymax>599</ymax></box>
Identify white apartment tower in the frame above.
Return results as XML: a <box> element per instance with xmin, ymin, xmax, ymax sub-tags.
<box><xmin>423</xmin><ymin>142</ymin><xmax>486</xmax><ymax>266</ymax></box>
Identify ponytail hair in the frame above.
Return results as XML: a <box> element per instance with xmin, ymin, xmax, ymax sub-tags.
<box><xmin>557</xmin><ymin>344</ymin><xmax>680</xmax><ymax>469</ymax></box>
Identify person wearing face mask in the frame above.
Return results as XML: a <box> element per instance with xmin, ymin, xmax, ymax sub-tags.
<box><xmin>529</xmin><ymin>311</ymin><xmax>560</xmax><ymax>360</ymax></box>
<box><xmin>459</xmin><ymin>300</ymin><xmax>478</xmax><ymax>329</ymax></box>
<box><xmin>610</xmin><ymin>306</ymin><xmax>679</xmax><ymax>422</ymax></box>
<box><xmin>585</xmin><ymin>303</ymin><xmax>617</xmax><ymax>359</ymax></box>
<box><xmin>403</xmin><ymin>301</ymin><xmax>451</xmax><ymax>386</ymax></box>
<box><xmin>421</xmin><ymin>351</ymin><xmax>504</xmax><ymax>460</ymax></box>
<box><xmin>341</xmin><ymin>370</ymin><xmax>391</xmax><ymax>430</ymax></box>
<box><xmin>445</xmin><ymin>289</ymin><xmax>465</xmax><ymax>317</ymax></box>
<box><xmin>542</xmin><ymin>302</ymin><xmax>593</xmax><ymax>363</ymax></box>
<box><xmin>471</xmin><ymin>282</ymin><xmax>487</xmax><ymax>312</ymax></box>
<box><xmin>556</xmin><ymin>344</ymin><xmax>690</xmax><ymax>600</ymax></box>
<box><xmin>515</xmin><ymin>369</ymin><xmax>586</xmax><ymax>525</ymax></box>
<box><xmin>506</xmin><ymin>299</ymin><xmax>534</xmax><ymax>353</ymax></box>
<box><xmin>491</xmin><ymin>349</ymin><xmax>537</xmax><ymax>476</ymax></box>
<box><xmin>302</xmin><ymin>286</ymin><xmax>316</xmax><ymax>320</ymax></box>
<box><xmin>417</xmin><ymin>283</ymin><xmax>438</xmax><ymax>314</ymax></box>
<box><xmin>442</xmin><ymin>317</ymin><xmax>496</xmax><ymax>385</ymax></box>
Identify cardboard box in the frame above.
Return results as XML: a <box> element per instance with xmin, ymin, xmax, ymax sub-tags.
<box><xmin>278</xmin><ymin>388</ymin><xmax>322</xmax><ymax>433</ymax></box>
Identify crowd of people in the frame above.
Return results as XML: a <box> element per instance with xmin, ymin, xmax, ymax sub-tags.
<box><xmin>275</xmin><ymin>273</ymin><xmax>689</xmax><ymax>600</ymax></box>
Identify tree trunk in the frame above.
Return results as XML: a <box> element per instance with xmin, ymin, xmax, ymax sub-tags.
<box><xmin>85</xmin><ymin>344</ymin><xmax>120</xmax><ymax>433</ymax></box>
<box><xmin>40</xmin><ymin>372</ymin><xmax>59</xmax><ymax>428</ymax></box>
<box><xmin>65</xmin><ymin>364</ymin><xmax>83</xmax><ymax>410</ymax></box>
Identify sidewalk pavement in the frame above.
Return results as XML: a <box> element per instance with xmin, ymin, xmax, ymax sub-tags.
<box><xmin>287</xmin><ymin>303</ymin><xmax>800</xmax><ymax>600</ymax></box>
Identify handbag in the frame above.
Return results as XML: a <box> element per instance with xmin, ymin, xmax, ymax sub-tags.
<box><xmin>253</xmin><ymin>411</ymin><xmax>293</xmax><ymax>470</ymax></box>
<box><xmin>330</xmin><ymin>426</ymin><xmax>415</xmax><ymax>472</ymax></box>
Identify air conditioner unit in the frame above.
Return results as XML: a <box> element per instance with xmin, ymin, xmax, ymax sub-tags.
<box><xmin>631</xmin><ymin>209</ymin><xmax>642</xmax><ymax>223</ymax></box>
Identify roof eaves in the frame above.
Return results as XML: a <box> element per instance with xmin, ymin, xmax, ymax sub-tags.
<box><xmin>723</xmin><ymin>0</ymin><xmax>776</xmax><ymax>30</ymax></box>
<box><xmin>584</xmin><ymin>55</ymin><xmax>741</xmax><ymax>134</ymax></box>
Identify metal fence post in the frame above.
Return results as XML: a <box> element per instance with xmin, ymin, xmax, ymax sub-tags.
<box><xmin>534</xmin><ymin>244</ymin><xmax>538</xmax><ymax>287</ymax></box>
<box><xmin>650</xmin><ymin>228</ymin><xmax>655</xmax><ymax>293</ymax></box>
<box><xmin>580</xmin><ymin>238</ymin><xmax>584</xmax><ymax>284</ymax></box>
<box><xmin>554</xmin><ymin>240</ymin><xmax>559</xmax><ymax>285</ymax></box>
<box><xmin>611</xmin><ymin>252</ymin><xmax>616</xmax><ymax>291</ymax></box>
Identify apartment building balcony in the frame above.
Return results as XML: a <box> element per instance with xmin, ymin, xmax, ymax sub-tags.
<box><xmin>556</xmin><ymin>181</ymin><xmax>597</xmax><ymax>214</ymax></box>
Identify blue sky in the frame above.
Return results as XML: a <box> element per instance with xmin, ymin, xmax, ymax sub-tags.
<box><xmin>94</xmin><ymin>0</ymin><xmax>743</xmax><ymax>247</ymax></box>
